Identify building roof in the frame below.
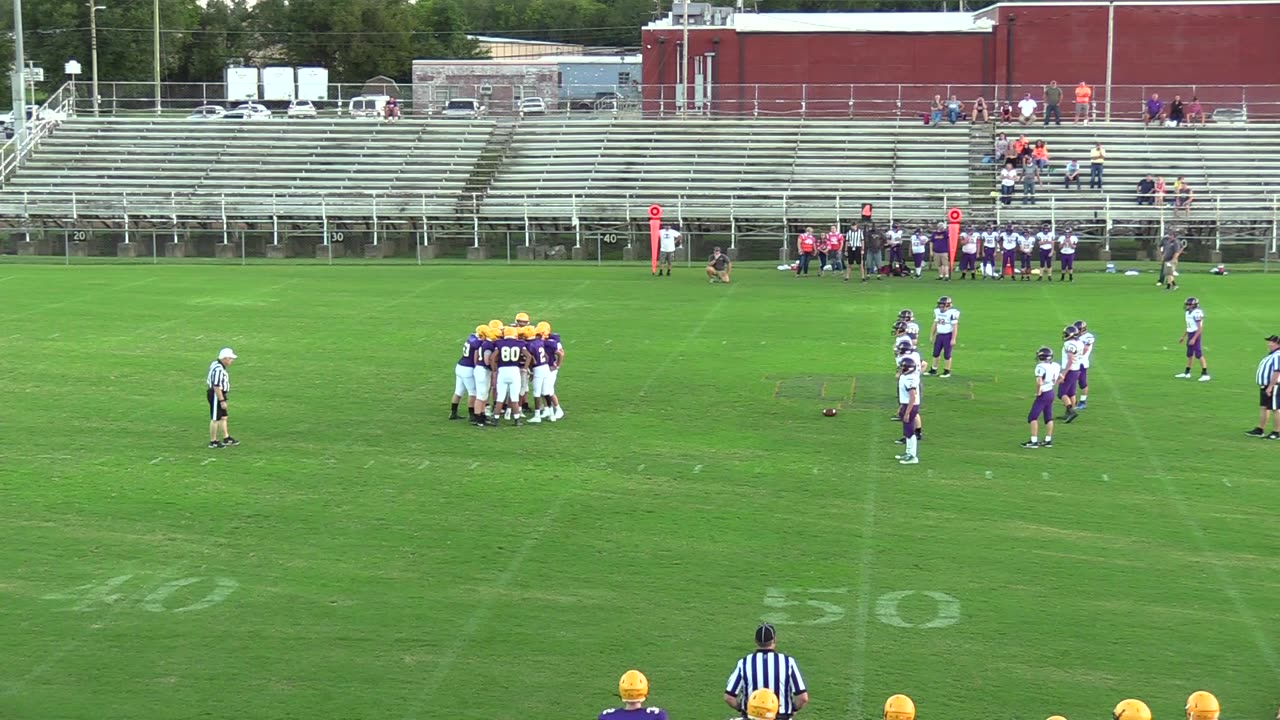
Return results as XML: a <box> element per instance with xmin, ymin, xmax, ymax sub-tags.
<box><xmin>468</xmin><ymin>35</ymin><xmax>585</xmax><ymax>46</ymax></box>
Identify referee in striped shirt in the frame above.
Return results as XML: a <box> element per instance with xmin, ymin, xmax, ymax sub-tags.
<box><xmin>724</xmin><ymin>624</ymin><xmax>809</xmax><ymax>719</ymax></box>
<box><xmin>1247</xmin><ymin>335</ymin><xmax>1280</xmax><ymax>439</ymax></box>
<box><xmin>207</xmin><ymin>348</ymin><xmax>239</xmax><ymax>449</ymax></box>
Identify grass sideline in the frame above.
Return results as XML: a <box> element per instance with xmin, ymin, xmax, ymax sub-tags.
<box><xmin>2</xmin><ymin>264</ymin><xmax>1278</xmax><ymax>720</ymax></box>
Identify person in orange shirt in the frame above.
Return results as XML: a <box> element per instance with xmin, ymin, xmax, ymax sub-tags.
<box><xmin>1074</xmin><ymin>82</ymin><xmax>1093</xmax><ymax>124</ymax></box>
<box><xmin>796</xmin><ymin>227</ymin><xmax>817</xmax><ymax>277</ymax></box>
<box><xmin>1032</xmin><ymin>140</ymin><xmax>1050</xmax><ymax>186</ymax></box>
<box><xmin>1012</xmin><ymin>135</ymin><xmax>1028</xmax><ymax>159</ymax></box>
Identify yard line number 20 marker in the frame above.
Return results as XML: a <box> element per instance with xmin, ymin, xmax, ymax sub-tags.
<box><xmin>762</xmin><ymin>588</ymin><xmax>961</xmax><ymax>629</ymax></box>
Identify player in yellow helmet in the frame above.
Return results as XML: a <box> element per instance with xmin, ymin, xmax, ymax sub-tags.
<box><xmin>514</xmin><ymin>312</ymin><xmax>531</xmax><ymax>327</ymax></box>
<box><xmin>747</xmin><ymin>689</ymin><xmax>780</xmax><ymax>720</ymax></box>
<box><xmin>598</xmin><ymin>670</ymin><xmax>667</xmax><ymax>720</ymax></box>
<box><xmin>1186</xmin><ymin>691</ymin><xmax>1219</xmax><ymax>720</ymax></box>
<box><xmin>451</xmin><ymin>325</ymin><xmax>486</xmax><ymax>421</ymax></box>
<box><xmin>1113</xmin><ymin>699</ymin><xmax>1152</xmax><ymax>720</ymax></box>
<box><xmin>883</xmin><ymin>694</ymin><xmax>915</xmax><ymax>720</ymax></box>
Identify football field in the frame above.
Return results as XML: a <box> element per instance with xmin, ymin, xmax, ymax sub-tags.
<box><xmin>2</xmin><ymin>262</ymin><xmax>1278</xmax><ymax>720</ymax></box>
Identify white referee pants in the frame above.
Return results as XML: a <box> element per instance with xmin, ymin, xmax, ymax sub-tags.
<box><xmin>454</xmin><ymin>364</ymin><xmax>477</xmax><ymax>397</ymax></box>
<box><xmin>495</xmin><ymin>367</ymin><xmax>521</xmax><ymax>403</ymax></box>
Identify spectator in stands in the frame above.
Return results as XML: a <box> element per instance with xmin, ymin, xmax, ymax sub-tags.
<box><xmin>1018</xmin><ymin>93</ymin><xmax>1038</xmax><ymax>125</ymax></box>
<box><xmin>1063</xmin><ymin>159</ymin><xmax>1081</xmax><ymax>189</ymax></box>
<box><xmin>385</xmin><ymin>97</ymin><xmax>401</xmax><ymax>122</ymax></box>
<box><xmin>1043</xmin><ymin>81</ymin><xmax>1063</xmax><ymax>125</ymax></box>
<box><xmin>1032</xmin><ymin>140</ymin><xmax>1050</xmax><ymax>185</ymax></box>
<box><xmin>1168</xmin><ymin>94</ymin><xmax>1186</xmax><ymax>126</ymax></box>
<box><xmin>993</xmin><ymin>133</ymin><xmax>1010</xmax><ymax>165</ymax></box>
<box><xmin>1155</xmin><ymin>175</ymin><xmax>1167</xmax><ymax>206</ymax></box>
<box><xmin>946</xmin><ymin>95</ymin><xmax>964</xmax><ymax>124</ymax></box>
<box><xmin>1175</xmin><ymin>177</ymin><xmax>1195</xmax><ymax>216</ymax></box>
<box><xmin>930</xmin><ymin>95</ymin><xmax>945</xmax><ymax>126</ymax></box>
<box><xmin>1074</xmin><ymin>82</ymin><xmax>1093</xmax><ymax>124</ymax></box>
<box><xmin>1186</xmin><ymin>96</ymin><xmax>1206</xmax><ymax>126</ymax></box>
<box><xmin>1144</xmin><ymin>93</ymin><xmax>1164</xmax><ymax>126</ymax></box>
<box><xmin>999</xmin><ymin>100</ymin><xmax>1015</xmax><ymax>123</ymax></box>
<box><xmin>1011</xmin><ymin>134</ymin><xmax>1028</xmax><ymax>161</ymax></box>
<box><xmin>1021</xmin><ymin>156</ymin><xmax>1037</xmax><ymax>204</ymax></box>
<box><xmin>1000</xmin><ymin>161</ymin><xmax>1018</xmax><ymax>205</ymax></box>
<box><xmin>1089</xmin><ymin>142</ymin><xmax>1106</xmax><ymax>189</ymax></box>
<box><xmin>972</xmin><ymin>96</ymin><xmax>989</xmax><ymax>123</ymax></box>
<box><xmin>1137</xmin><ymin>174</ymin><xmax>1156</xmax><ymax>205</ymax></box>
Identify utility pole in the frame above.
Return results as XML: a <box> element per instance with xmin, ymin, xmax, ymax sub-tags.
<box><xmin>11</xmin><ymin>0</ymin><xmax>26</xmax><ymax>141</ymax></box>
<box><xmin>680</xmin><ymin>1</ymin><xmax>689</xmax><ymax>117</ymax></box>
<box><xmin>90</xmin><ymin>1</ymin><xmax>105</xmax><ymax>116</ymax></box>
<box><xmin>153</xmin><ymin>0</ymin><xmax>161</xmax><ymax>114</ymax></box>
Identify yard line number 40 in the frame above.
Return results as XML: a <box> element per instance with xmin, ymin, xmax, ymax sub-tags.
<box><xmin>762</xmin><ymin>588</ymin><xmax>961</xmax><ymax>629</ymax></box>
<box><xmin>41</xmin><ymin>575</ymin><xmax>239</xmax><ymax>613</ymax></box>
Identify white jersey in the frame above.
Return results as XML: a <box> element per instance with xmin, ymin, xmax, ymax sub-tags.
<box><xmin>1037</xmin><ymin>232</ymin><xmax>1055</xmax><ymax>250</ymax></box>
<box><xmin>897</xmin><ymin>349</ymin><xmax>922</xmax><ymax>370</ymax></box>
<box><xmin>1036</xmin><ymin>361</ymin><xmax>1063</xmax><ymax>393</ymax></box>
<box><xmin>1001</xmin><ymin>233</ymin><xmax>1018</xmax><ymax>250</ymax></box>
<box><xmin>887</xmin><ymin>229</ymin><xmax>904</xmax><ymax>246</ymax></box>
<box><xmin>982</xmin><ymin>231</ymin><xmax>998</xmax><ymax>248</ymax></box>
<box><xmin>1185</xmin><ymin>308</ymin><xmax>1205</xmax><ymax>333</ymax></box>
<box><xmin>961</xmin><ymin>234</ymin><xmax>977</xmax><ymax>254</ymax></box>
<box><xmin>898</xmin><ymin>371</ymin><xmax>922</xmax><ymax>404</ymax></box>
<box><xmin>658</xmin><ymin>228</ymin><xmax>681</xmax><ymax>252</ymax></box>
<box><xmin>1059</xmin><ymin>234</ymin><xmax>1078</xmax><ymax>255</ymax></box>
<box><xmin>1018</xmin><ymin>235</ymin><xmax>1035</xmax><ymax>252</ymax></box>
<box><xmin>904</xmin><ymin>321</ymin><xmax>921</xmax><ymax>342</ymax></box>
<box><xmin>933</xmin><ymin>308</ymin><xmax>960</xmax><ymax>334</ymax></box>
<box><xmin>910</xmin><ymin>235</ymin><xmax>927</xmax><ymax>254</ymax></box>
<box><xmin>1061</xmin><ymin>338</ymin><xmax>1084</xmax><ymax>371</ymax></box>
<box><xmin>1078</xmin><ymin>331</ymin><xmax>1095</xmax><ymax>368</ymax></box>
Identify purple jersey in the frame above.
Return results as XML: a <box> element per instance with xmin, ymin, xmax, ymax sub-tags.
<box><xmin>458</xmin><ymin>334</ymin><xmax>481</xmax><ymax>368</ymax></box>
<box><xmin>493</xmin><ymin>338</ymin><xmax>526</xmax><ymax>368</ymax></box>
<box><xmin>478</xmin><ymin>339</ymin><xmax>495</xmax><ymax>366</ymax></box>
<box><xmin>544</xmin><ymin>337</ymin><xmax>561</xmax><ymax>368</ymax></box>
<box><xmin>931</xmin><ymin>230</ymin><xmax>949</xmax><ymax>254</ymax></box>
<box><xmin>527</xmin><ymin>338</ymin><xmax>549</xmax><ymax>367</ymax></box>
<box><xmin>600</xmin><ymin>708</ymin><xmax>668</xmax><ymax>720</ymax></box>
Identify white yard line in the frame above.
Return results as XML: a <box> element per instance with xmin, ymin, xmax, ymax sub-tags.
<box><xmin>639</xmin><ymin>286</ymin><xmax>735</xmax><ymax>397</ymax></box>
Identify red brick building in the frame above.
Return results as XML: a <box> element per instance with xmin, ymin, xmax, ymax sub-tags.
<box><xmin>641</xmin><ymin>0</ymin><xmax>1280</xmax><ymax>117</ymax></box>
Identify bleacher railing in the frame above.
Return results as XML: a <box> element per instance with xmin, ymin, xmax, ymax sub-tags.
<box><xmin>49</xmin><ymin>81</ymin><xmax>1280</xmax><ymax>122</ymax></box>
<box><xmin>0</xmin><ymin>83</ymin><xmax>75</xmax><ymax>184</ymax></box>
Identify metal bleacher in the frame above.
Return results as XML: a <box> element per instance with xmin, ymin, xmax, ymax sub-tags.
<box><xmin>0</xmin><ymin>117</ymin><xmax>494</xmax><ymax>223</ymax></box>
<box><xmin>483</xmin><ymin>117</ymin><xmax>971</xmax><ymax>221</ymax></box>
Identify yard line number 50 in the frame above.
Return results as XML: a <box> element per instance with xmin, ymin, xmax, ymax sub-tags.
<box><xmin>762</xmin><ymin>587</ymin><xmax>961</xmax><ymax>629</ymax></box>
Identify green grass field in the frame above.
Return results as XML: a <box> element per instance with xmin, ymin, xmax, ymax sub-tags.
<box><xmin>2</xmin><ymin>262</ymin><xmax>1278</xmax><ymax>720</ymax></box>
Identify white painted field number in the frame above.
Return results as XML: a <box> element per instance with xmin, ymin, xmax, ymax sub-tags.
<box><xmin>761</xmin><ymin>588</ymin><xmax>960</xmax><ymax>628</ymax></box>
<box><xmin>41</xmin><ymin>574</ymin><xmax>239</xmax><ymax>613</ymax></box>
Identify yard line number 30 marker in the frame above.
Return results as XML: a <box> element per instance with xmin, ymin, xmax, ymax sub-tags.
<box><xmin>41</xmin><ymin>575</ymin><xmax>239</xmax><ymax>614</ymax></box>
<box><xmin>762</xmin><ymin>587</ymin><xmax>961</xmax><ymax>629</ymax></box>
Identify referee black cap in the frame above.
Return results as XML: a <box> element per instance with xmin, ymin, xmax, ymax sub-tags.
<box><xmin>755</xmin><ymin>623</ymin><xmax>777</xmax><ymax>645</ymax></box>
<box><xmin>1267</xmin><ymin>335</ymin><xmax>1280</xmax><ymax>344</ymax></box>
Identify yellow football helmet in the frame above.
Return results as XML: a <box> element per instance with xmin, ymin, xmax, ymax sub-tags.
<box><xmin>747</xmin><ymin>689</ymin><xmax>779</xmax><ymax>720</ymax></box>
<box><xmin>1047</xmin><ymin>715</ymin><xmax>1067</xmax><ymax>720</ymax></box>
<box><xmin>515</xmin><ymin>312</ymin><xmax>530</xmax><ymax>326</ymax></box>
<box><xmin>883</xmin><ymin>694</ymin><xmax>916</xmax><ymax>720</ymax></box>
<box><xmin>474</xmin><ymin>325</ymin><xmax>487</xmax><ymax>338</ymax></box>
<box><xmin>536</xmin><ymin>321</ymin><xmax>551</xmax><ymax>337</ymax></box>
<box><xmin>488</xmin><ymin>319</ymin><xmax>504</xmax><ymax>333</ymax></box>
<box><xmin>618</xmin><ymin>670</ymin><xmax>648</xmax><ymax>703</ymax></box>
<box><xmin>502</xmin><ymin>326</ymin><xmax>518</xmax><ymax>339</ymax></box>
<box><xmin>1114</xmin><ymin>699</ymin><xmax>1152</xmax><ymax>720</ymax></box>
<box><xmin>1186</xmin><ymin>691</ymin><xmax>1220</xmax><ymax>720</ymax></box>
<box><xmin>515</xmin><ymin>326</ymin><xmax>532</xmax><ymax>340</ymax></box>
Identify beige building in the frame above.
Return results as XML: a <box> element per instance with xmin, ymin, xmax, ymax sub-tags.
<box><xmin>469</xmin><ymin>35</ymin><xmax>585</xmax><ymax>61</ymax></box>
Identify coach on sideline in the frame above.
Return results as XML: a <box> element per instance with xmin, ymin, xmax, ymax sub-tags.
<box><xmin>207</xmin><ymin>348</ymin><xmax>239</xmax><ymax>449</ymax></box>
<box><xmin>724</xmin><ymin>623</ymin><xmax>808</xmax><ymax>719</ymax></box>
<box><xmin>1247</xmin><ymin>335</ymin><xmax>1280</xmax><ymax>439</ymax></box>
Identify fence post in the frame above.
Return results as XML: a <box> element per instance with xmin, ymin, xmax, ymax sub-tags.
<box><xmin>524</xmin><ymin>198</ymin><xmax>531</xmax><ymax>247</ymax></box>
<box><xmin>420</xmin><ymin>193</ymin><xmax>428</xmax><ymax>264</ymax></box>
<box><xmin>1104</xmin><ymin>195</ymin><xmax>1112</xmax><ymax>252</ymax></box>
<box><xmin>272</xmin><ymin>193</ymin><xmax>279</xmax><ymax>246</ymax></box>
<box><xmin>371</xmin><ymin>192</ymin><xmax>379</xmax><ymax>246</ymax></box>
<box><xmin>123</xmin><ymin>192</ymin><xmax>130</xmax><ymax>245</ymax></box>
<box><xmin>573</xmin><ymin>194</ymin><xmax>581</xmax><ymax>249</ymax></box>
<box><xmin>626</xmin><ymin>195</ymin><xmax>633</xmax><ymax>252</ymax></box>
<box><xmin>781</xmin><ymin>192</ymin><xmax>789</xmax><ymax>261</ymax></box>
<box><xmin>1214</xmin><ymin>195</ymin><xmax>1221</xmax><ymax>252</ymax></box>
<box><xmin>753</xmin><ymin>85</ymin><xmax>759</xmax><ymax>118</ymax></box>
<box><xmin>472</xmin><ymin>192</ymin><xmax>480</xmax><ymax>248</ymax></box>
<box><xmin>1272</xmin><ymin>195</ymin><xmax>1278</xmax><ymax>258</ymax></box>
<box><xmin>835</xmin><ymin>194</ymin><xmax>841</xmax><ymax>233</ymax></box>
<box><xmin>1159</xmin><ymin>203</ymin><xmax>1165</xmax><ymax>240</ymax></box>
<box><xmin>1050</xmin><ymin>194</ymin><xmax>1056</xmax><ymax>232</ymax></box>
<box><xmin>678</xmin><ymin>195</ymin><xmax>686</xmax><ymax>266</ymax></box>
<box><xmin>323</xmin><ymin>195</ymin><xmax>332</xmax><ymax>266</ymax></box>
<box><xmin>220</xmin><ymin>193</ymin><xmax>227</xmax><ymax>245</ymax></box>
<box><xmin>730</xmin><ymin>195</ymin><xmax>737</xmax><ymax>252</ymax></box>
<box><xmin>889</xmin><ymin>188</ymin><xmax>895</xmax><ymax>226</ymax></box>
<box><xmin>171</xmin><ymin>192</ymin><xmax>178</xmax><ymax>247</ymax></box>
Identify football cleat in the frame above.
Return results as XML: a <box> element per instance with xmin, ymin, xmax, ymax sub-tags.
<box><xmin>618</xmin><ymin>670</ymin><xmax>649</xmax><ymax>703</ymax></box>
<box><xmin>898</xmin><ymin>454</ymin><xmax>919</xmax><ymax>465</ymax></box>
<box><xmin>1245</xmin><ymin>428</ymin><xmax>1265</xmax><ymax>437</ymax></box>
<box><xmin>1114</xmin><ymin>699</ymin><xmax>1152</xmax><ymax>720</ymax></box>
<box><xmin>1174</xmin><ymin>372</ymin><xmax>1191</xmax><ymax>378</ymax></box>
<box><xmin>554</xmin><ymin>406</ymin><xmax>564</xmax><ymax>419</ymax></box>
<box><xmin>747</xmin><ymin>689</ymin><xmax>780</xmax><ymax>720</ymax></box>
<box><xmin>1184</xmin><ymin>296</ymin><xmax>1199</xmax><ymax>310</ymax></box>
<box><xmin>1021</xmin><ymin>441</ymin><xmax>1040</xmax><ymax>448</ymax></box>
<box><xmin>1042</xmin><ymin>439</ymin><xmax>1053</xmax><ymax>447</ymax></box>
<box><xmin>1185</xmin><ymin>691</ymin><xmax>1220</xmax><ymax>720</ymax></box>
<box><xmin>1198</xmin><ymin>374</ymin><xmax>1211</xmax><ymax>382</ymax></box>
<box><xmin>527</xmin><ymin>414</ymin><xmax>542</xmax><ymax>423</ymax></box>
<box><xmin>1037</xmin><ymin>346</ymin><xmax>1054</xmax><ymax>362</ymax></box>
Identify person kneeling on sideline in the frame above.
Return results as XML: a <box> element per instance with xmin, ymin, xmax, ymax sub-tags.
<box><xmin>707</xmin><ymin>246</ymin><xmax>732</xmax><ymax>283</ymax></box>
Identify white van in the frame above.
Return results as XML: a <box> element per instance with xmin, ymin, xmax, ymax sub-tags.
<box><xmin>348</xmin><ymin>95</ymin><xmax>390</xmax><ymax>119</ymax></box>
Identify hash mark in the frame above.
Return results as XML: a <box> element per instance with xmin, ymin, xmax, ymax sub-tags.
<box><xmin>469</xmin><ymin>461</ymin><xmax>479</xmax><ymax>470</ymax></box>
<box><xmin>1222</xmin><ymin>478</ymin><xmax>1233</xmax><ymax>487</ymax></box>
<box><xmin>149</xmin><ymin>457</ymin><xmax>162</xmax><ymax>465</ymax></box>
<box><xmin>1041</xmin><ymin>472</ymin><xmax>1050</xmax><ymax>480</ymax></box>
<box><xmin>984</xmin><ymin>470</ymin><xmax>993</xmax><ymax>479</ymax></box>
<box><xmin>363</xmin><ymin>461</ymin><xmax>375</xmax><ymax>469</ymax></box>
<box><xmin>693</xmin><ymin>464</ymin><xmax>703</xmax><ymax>473</ymax></box>
<box><xmin>1102</xmin><ymin>474</ymin><xmax>1110</xmax><ymax>482</ymax></box>
<box><xmin>637</xmin><ymin>464</ymin><xmax>645</xmax><ymax>472</ymax></box>
<box><xmin>201</xmin><ymin>458</ymin><xmax>215</xmax><ymax>465</ymax></box>
<box><xmin>418</xmin><ymin>461</ymin><xmax>430</xmax><ymax>469</ymax></box>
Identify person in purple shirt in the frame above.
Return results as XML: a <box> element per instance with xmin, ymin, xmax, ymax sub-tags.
<box><xmin>1144</xmin><ymin>93</ymin><xmax>1164</xmax><ymax>127</ymax></box>
<box><xmin>930</xmin><ymin>225</ymin><xmax>950</xmax><ymax>280</ymax></box>
<box><xmin>472</xmin><ymin>327</ymin><xmax>498</xmax><ymax>426</ymax></box>
<box><xmin>525</xmin><ymin>329</ymin><xmax>551</xmax><ymax>423</ymax></box>
<box><xmin>601</xmin><ymin>670</ymin><xmax>668</xmax><ymax>720</ymax></box>
<box><xmin>451</xmin><ymin>326</ymin><xmax>484</xmax><ymax>421</ymax></box>
<box><xmin>489</xmin><ymin>326</ymin><xmax>530</xmax><ymax>426</ymax></box>
<box><xmin>541</xmin><ymin>325</ymin><xmax>565</xmax><ymax>420</ymax></box>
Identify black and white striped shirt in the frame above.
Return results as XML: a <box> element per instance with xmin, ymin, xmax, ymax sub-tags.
<box><xmin>725</xmin><ymin>650</ymin><xmax>807</xmax><ymax>716</ymax></box>
<box><xmin>847</xmin><ymin>228</ymin><xmax>865</xmax><ymax>248</ymax></box>
<box><xmin>1258</xmin><ymin>350</ymin><xmax>1280</xmax><ymax>388</ymax></box>
<box><xmin>207</xmin><ymin>360</ymin><xmax>230</xmax><ymax>393</ymax></box>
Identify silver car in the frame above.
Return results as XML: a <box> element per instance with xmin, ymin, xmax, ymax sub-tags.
<box><xmin>441</xmin><ymin>98</ymin><xmax>486</xmax><ymax>119</ymax></box>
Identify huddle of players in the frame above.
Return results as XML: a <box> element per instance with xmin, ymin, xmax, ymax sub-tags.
<box><xmin>1022</xmin><ymin>319</ymin><xmax>1096</xmax><ymax>448</ymax></box>
<box><xmin>884</xmin><ymin>222</ymin><xmax>1080</xmax><ymax>281</ymax></box>
<box><xmin>891</xmin><ymin>298</ymin><xmax>961</xmax><ymax>465</ymax></box>
<box><xmin>452</xmin><ymin>312</ymin><xmax>564</xmax><ymax>427</ymax></box>
<box><xmin>601</xmin><ymin>671</ymin><xmax>1223</xmax><ymax>720</ymax></box>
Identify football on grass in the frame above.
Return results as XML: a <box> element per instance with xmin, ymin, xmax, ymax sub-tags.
<box><xmin>822</xmin><ymin>408</ymin><xmax>837</xmax><ymax>417</ymax></box>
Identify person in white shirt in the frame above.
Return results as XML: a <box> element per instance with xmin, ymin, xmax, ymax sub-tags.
<box><xmin>1023</xmin><ymin>346</ymin><xmax>1061</xmax><ymax>448</ymax></box>
<box><xmin>1058</xmin><ymin>228</ymin><xmax>1077</xmax><ymax>282</ymax></box>
<box><xmin>981</xmin><ymin>226</ymin><xmax>999</xmax><ymax>277</ymax></box>
<box><xmin>1177</xmin><ymin>296</ymin><xmax>1210</xmax><ymax>381</ymax></box>
<box><xmin>1059</xmin><ymin>325</ymin><xmax>1084</xmax><ymax>423</ymax></box>
<box><xmin>1073</xmin><ymin>320</ymin><xmax>1094</xmax><ymax>410</ymax></box>
<box><xmin>999</xmin><ymin>162</ymin><xmax>1018</xmax><ymax>205</ymax></box>
<box><xmin>999</xmin><ymin>227</ymin><xmax>1018</xmax><ymax>280</ymax></box>
<box><xmin>844</xmin><ymin>223</ymin><xmax>866</xmax><ymax>282</ymax></box>
<box><xmin>929</xmin><ymin>296</ymin><xmax>960</xmax><ymax>377</ymax></box>
<box><xmin>895</xmin><ymin>357</ymin><xmax>922</xmax><ymax>465</ymax></box>
<box><xmin>959</xmin><ymin>228</ymin><xmax>978</xmax><ymax>280</ymax></box>
<box><xmin>886</xmin><ymin>224</ymin><xmax>905</xmax><ymax>270</ymax></box>
<box><xmin>1017</xmin><ymin>93</ymin><xmax>1038</xmax><ymax>125</ymax></box>
<box><xmin>909</xmin><ymin>230</ymin><xmax>928</xmax><ymax>278</ymax></box>
<box><xmin>657</xmin><ymin>225</ymin><xmax>681</xmax><ymax>276</ymax></box>
<box><xmin>1017</xmin><ymin>230</ymin><xmax>1035</xmax><ymax>281</ymax></box>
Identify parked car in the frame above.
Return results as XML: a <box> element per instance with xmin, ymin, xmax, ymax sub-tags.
<box><xmin>219</xmin><ymin>110</ymin><xmax>257</xmax><ymax>121</ymax></box>
<box><xmin>234</xmin><ymin>102</ymin><xmax>273</xmax><ymax>120</ymax></box>
<box><xmin>287</xmin><ymin>99</ymin><xmax>317</xmax><ymax>119</ymax></box>
<box><xmin>348</xmin><ymin>95</ymin><xmax>390</xmax><ymax>119</ymax></box>
<box><xmin>188</xmin><ymin>105</ymin><xmax>226</xmax><ymax>120</ymax></box>
<box><xmin>518</xmin><ymin>97</ymin><xmax>547</xmax><ymax>117</ymax></box>
<box><xmin>441</xmin><ymin>98</ymin><xmax>486</xmax><ymax>119</ymax></box>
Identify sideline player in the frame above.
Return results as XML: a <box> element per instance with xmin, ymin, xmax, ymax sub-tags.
<box><xmin>896</xmin><ymin>357</ymin><xmax>922</xmax><ymax>465</ymax></box>
<box><xmin>981</xmin><ymin>224</ymin><xmax>999</xmax><ymax>278</ymax></box>
<box><xmin>1017</xmin><ymin>228</ymin><xmax>1035</xmax><ymax>280</ymax></box>
<box><xmin>929</xmin><ymin>296</ymin><xmax>959</xmax><ymax>377</ymax></box>
<box><xmin>886</xmin><ymin>223</ymin><xmax>905</xmax><ymax>271</ymax></box>
<box><xmin>958</xmin><ymin>227</ymin><xmax>978</xmax><ymax>280</ymax></box>
<box><xmin>1074</xmin><ymin>320</ymin><xmax>1094</xmax><ymax>409</ymax></box>
<box><xmin>490</xmin><ymin>326</ymin><xmax>529</xmax><ymax>426</ymax></box>
<box><xmin>1177</xmin><ymin>296</ymin><xmax>1211</xmax><ymax>381</ymax></box>
<box><xmin>1037</xmin><ymin>223</ymin><xmax>1055</xmax><ymax>280</ymax></box>
<box><xmin>451</xmin><ymin>325</ymin><xmax>484</xmax><ymax>421</ymax></box>
<box><xmin>999</xmin><ymin>226</ymin><xmax>1018</xmax><ymax>280</ymax></box>
<box><xmin>602</xmin><ymin>670</ymin><xmax>667</xmax><ymax>720</ymax></box>
<box><xmin>1058</xmin><ymin>226</ymin><xmax>1077</xmax><ymax>281</ymax></box>
<box><xmin>1023</xmin><ymin>346</ymin><xmax>1061</xmax><ymax>448</ymax></box>
<box><xmin>657</xmin><ymin>224</ymin><xmax>681</xmax><ymax>276</ymax></box>
<box><xmin>1059</xmin><ymin>324</ymin><xmax>1083</xmax><ymax>423</ymax></box>
<box><xmin>539</xmin><ymin>322</ymin><xmax>565</xmax><ymax>420</ymax></box>
<box><xmin>909</xmin><ymin>228</ymin><xmax>928</xmax><ymax>278</ymax></box>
